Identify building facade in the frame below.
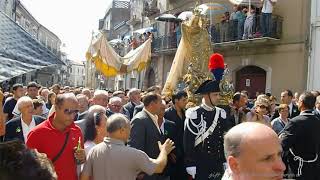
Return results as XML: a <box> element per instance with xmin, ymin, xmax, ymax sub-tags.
<box><xmin>1</xmin><ymin>0</ymin><xmax>64</xmax><ymax>87</ymax></box>
<box><xmin>67</xmin><ymin>60</ymin><xmax>85</xmax><ymax>87</ymax></box>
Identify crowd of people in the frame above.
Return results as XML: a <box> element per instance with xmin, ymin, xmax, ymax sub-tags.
<box><xmin>1</xmin><ymin>73</ymin><xmax>320</xmax><ymax>179</ymax></box>
<box><xmin>211</xmin><ymin>0</ymin><xmax>277</xmax><ymax>42</ymax></box>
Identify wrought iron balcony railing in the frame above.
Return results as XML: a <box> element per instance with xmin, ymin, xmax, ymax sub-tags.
<box><xmin>152</xmin><ymin>14</ymin><xmax>283</xmax><ymax>52</ymax></box>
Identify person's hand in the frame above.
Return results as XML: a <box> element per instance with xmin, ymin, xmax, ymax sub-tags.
<box><xmin>158</xmin><ymin>139</ymin><xmax>175</xmax><ymax>155</ymax></box>
<box><xmin>74</xmin><ymin>147</ymin><xmax>86</xmax><ymax>164</ymax></box>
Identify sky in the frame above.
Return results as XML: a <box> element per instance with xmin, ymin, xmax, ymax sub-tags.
<box><xmin>21</xmin><ymin>0</ymin><xmax>112</xmax><ymax>62</ymax></box>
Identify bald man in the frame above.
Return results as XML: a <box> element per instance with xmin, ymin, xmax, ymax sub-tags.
<box><xmin>26</xmin><ymin>93</ymin><xmax>86</xmax><ymax>180</ymax></box>
<box><xmin>223</xmin><ymin>122</ymin><xmax>286</xmax><ymax>180</ymax></box>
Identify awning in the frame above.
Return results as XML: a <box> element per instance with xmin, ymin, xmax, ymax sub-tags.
<box><xmin>0</xmin><ymin>11</ymin><xmax>64</xmax><ymax>82</ymax></box>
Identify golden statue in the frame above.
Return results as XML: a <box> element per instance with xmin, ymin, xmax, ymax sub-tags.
<box><xmin>162</xmin><ymin>3</ymin><xmax>234</xmax><ymax>105</ymax></box>
<box><xmin>162</xmin><ymin>6</ymin><xmax>212</xmax><ymax>104</ymax></box>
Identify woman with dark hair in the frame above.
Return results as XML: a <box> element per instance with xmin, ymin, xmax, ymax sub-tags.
<box><xmin>84</xmin><ymin>111</ymin><xmax>108</xmax><ymax>155</ymax></box>
<box><xmin>46</xmin><ymin>92</ymin><xmax>56</xmax><ymax>110</ymax></box>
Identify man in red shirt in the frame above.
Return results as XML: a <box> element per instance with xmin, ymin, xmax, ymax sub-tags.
<box><xmin>27</xmin><ymin>93</ymin><xmax>86</xmax><ymax>180</ymax></box>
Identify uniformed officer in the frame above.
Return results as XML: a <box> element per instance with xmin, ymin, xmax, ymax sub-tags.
<box><xmin>183</xmin><ymin>80</ymin><xmax>228</xmax><ymax>180</ymax></box>
<box><xmin>280</xmin><ymin>92</ymin><xmax>320</xmax><ymax>179</ymax></box>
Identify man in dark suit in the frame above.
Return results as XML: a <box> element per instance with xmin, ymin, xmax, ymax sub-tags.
<box><xmin>133</xmin><ymin>103</ymin><xmax>144</xmax><ymax>117</ymax></box>
<box><xmin>123</xmin><ymin>88</ymin><xmax>142</xmax><ymax>120</ymax></box>
<box><xmin>128</xmin><ymin>93</ymin><xmax>168</xmax><ymax>180</ymax></box>
<box><xmin>280</xmin><ymin>92</ymin><xmax>320</xmax><ymax>179</ymax></box>
<box><xmin>164</xmin><ymin>90</ymin><xmax>188</xmax><ymax>180</ymax></box>
<box><xmin>272</xmin><ymin>90</ymin><xmax>300</xmax><ymax>120</ymax></box>
<box><xmin>4</xmin><ymin>96</ymin><xmax>45</xmax><ymax>143</ymax></box>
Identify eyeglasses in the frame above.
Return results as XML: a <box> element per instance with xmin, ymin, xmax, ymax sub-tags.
<box><xmin>64</xmin><ymin>109</ymin><xmax>79</xmax><ymax>115</ymax></box>
<box><xmin>111</xmin><ymin>104</ymin><xmax>122</xmax><ymax>108</ymax></box>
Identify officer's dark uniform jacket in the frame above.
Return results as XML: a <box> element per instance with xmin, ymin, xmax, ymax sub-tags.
<box><xmin>280</xmin><ymin>110</ymin><xmax>320</xmax><ymax>180</ymax></box>
<box><xmin>183</xmin><ymin>103</ymin><xmax>228</xmax><ymax>180</ymax></box>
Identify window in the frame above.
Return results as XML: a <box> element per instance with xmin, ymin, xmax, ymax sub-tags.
<box><xmin>130</xmin><ymin>78</ymin><xmax>136</xmax><ymax>88</ymax></box>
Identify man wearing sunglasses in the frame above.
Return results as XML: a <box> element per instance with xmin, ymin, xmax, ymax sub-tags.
<box><xmin>26</xmin><ymin>93</ymin><xmax>85</xmax><ymax>180</ymax></box>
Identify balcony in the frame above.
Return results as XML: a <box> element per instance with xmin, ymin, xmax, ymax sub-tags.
<box><xmin>152</xmin><ymin>33</ymin><xmax>177</xmax><ymax>54</ymax></box>
<box><xmin>143</xmin><ymin>0</ymin><xmax>160</xmax><ymax>17</ymax></box>
<box><xmin>152</xmin><ymin>15</ymin><xmax>283</xmax><ymax>53</ymax></box>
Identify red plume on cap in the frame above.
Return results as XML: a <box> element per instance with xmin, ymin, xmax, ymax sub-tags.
<box><xmin>208</xmin><ymin>53</ymin><xmax>225</xmax><ymax>71</ymax></box>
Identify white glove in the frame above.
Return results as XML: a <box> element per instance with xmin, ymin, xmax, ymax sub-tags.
<box><xmin>186</xmin><ymin>166</ymin><xmax>196</xmax><ymax>179</ymax></box>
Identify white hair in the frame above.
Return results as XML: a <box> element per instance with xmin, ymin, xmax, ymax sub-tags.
<box><xmin>109</xmin><ymin>96</ymin><xmax>122</xmax><ymax>104</ymax></box>
<box><xmin>128</xmin><ymin>88</ymin><xmax>140</xmax><ymax>98</ymax></box>
<box><xmin>16</xmin><ymin>96</ymin><xmax>33</xmax><ymax>110</ymax></box>
<box><xmin>76</xmin><ymin>94</ymin><xmax>88</xmax><ymax>100</ymax></box>
<box><xmin>88</xmin><ymin>105</ymin><xmax>106</xmax><ymax>114</ymax></box>
<box><xmin>93</xmin><ymin>90</ymin><xmax>108</xmax><ymax>97</ymax></box>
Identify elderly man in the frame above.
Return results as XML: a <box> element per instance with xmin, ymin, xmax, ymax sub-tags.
<box><xmin>4</xmin><ymin>96</ymin><xmax>45</xmax><ymax>143</ymax></box>
<box><xmin>280</xmin><ymin>92</ymin><xmax>320</xmax><ymax>179</ymax></box>
<box><xmin>39</xmin><ymin>88</ymin><xmax>50</xmax><ymax>103</ymax></box>
<box><xmin>124</xmin><ymin>88</ymin><xmax>142</xmax><ymax>119</ymax></box>
<box><xmin>81</xmin><ymin>114</ymin><xmax>175</xmax><ymax>180</ymax></box>
<box><xmin>113</xmin><ymin>90</ymin><xmax>128</xmax><ymax>105</ymax></box>
<box><xmin>222</xmin><ymin>122</ymin><xmax>286</xmax><ymax>180</ymax></box>
<box><xmin>26</xmin><ymin>93</ymin><xmax>85</xmax><ymax>180</ymax></box>
<box><xmin>107</xmin><ymin>96</ymin><xmax>130</xmax><ymax>119</ymax></box>
<box><xmin>78</xmin><ymin>90</ymin><xmax>109</xmax><ymax>120</ymax></box>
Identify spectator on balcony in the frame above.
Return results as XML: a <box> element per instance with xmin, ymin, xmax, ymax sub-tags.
<box><xmin>175</xmin><ymin>23</ymin><xmax>181</xmax><ymax>46</ymax></box>
<box><xmin>229</xmin><ymin>5</ymin><xmax>239</xmax><ymax>41</ymax></box>
<box><xmin>220</xmin><ymin>12</ymin><xmax>230</xmax><ymax>42</ymax></box>
<box><xmin>243</xmin><ymin>8</ymin><xmax>255</xmax><ymax>39</ymax></box>
<box><xmin>235</xmin><ymin>6</ymin><xmax>247</xmax><ymax>40</ymax></box>
<box><xmin>261</xmin><ymin>0</ymin><xmax>277</xmax><ymax>37</ymax></box>
<box><xmin>130</xmin><ymin>37</ymin><xmax>138</xmax><ymax>50</ymax></box>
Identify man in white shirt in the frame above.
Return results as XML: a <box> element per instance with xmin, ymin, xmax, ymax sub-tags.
<box><xmin>4</xmin><ymin>96</ymin><xmax>45</xmax><ymax>143</ymax></box>
<box><xmin>261</xmin><ymin>0</ymin><xmax>277</xmax><ymax>37</ymax></box>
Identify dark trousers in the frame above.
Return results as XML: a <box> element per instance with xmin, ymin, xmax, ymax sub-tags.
<box><xmin>261</xmin><ymin>13</ymin><xmax>272</xmax><ymax>37</ymax></box>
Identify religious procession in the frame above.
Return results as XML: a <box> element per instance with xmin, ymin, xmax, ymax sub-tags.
<box><xmin>1</xmin><ymin>0</ymin><xmax>320</xmax><ymax>180</ymax></box>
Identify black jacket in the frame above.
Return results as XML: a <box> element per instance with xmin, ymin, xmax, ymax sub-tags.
<box><xmin>133</xmin><ymin>104</ymin><xmax>144</xmax><ymax>117</ymax></box>
<box><xmin>280</xmin><ymin>110</ymin><xmax>320</xmax><ymax>179</ymax></box>
<box><xmin>184</xmin><ymin>105</ymin><xmax>228</xmax><ymax>180</ymax></box>
<box><xmin>123</xmin><ymin>101</ymin><xmax>138</xmax><ymax>120</ymax></box>
<box><xmin>4</xmin><ymin>115</ymin><xmax>45</xmax><ymax>143</ymax></box>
